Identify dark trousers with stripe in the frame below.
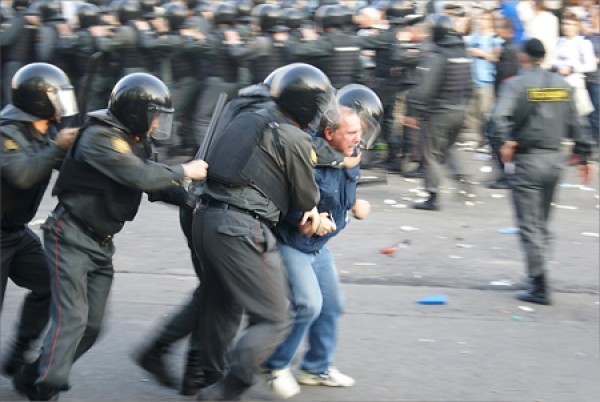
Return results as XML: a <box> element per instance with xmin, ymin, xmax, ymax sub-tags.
<box><xmin>36</xmin><ymin>215</ymin><xmax>114</xmax><ymax>390</ymax></box>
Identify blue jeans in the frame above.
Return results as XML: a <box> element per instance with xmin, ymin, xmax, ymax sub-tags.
<box><xmin>265</xmin><ymin>243</ymin><xmax>344</xmax><ymax>374</ymax></box>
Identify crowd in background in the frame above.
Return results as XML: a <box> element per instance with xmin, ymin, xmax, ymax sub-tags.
<box><xmin>2</xmin><ymin>0</ymin><xmax>598</xmax><ymax>168</ymax></box>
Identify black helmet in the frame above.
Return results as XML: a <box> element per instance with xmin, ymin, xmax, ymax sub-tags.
<box><xmin>213</xmin><ymin>3</ymin><xmax>236</xmax><ymax>26</ymax></box>
<box><xmin>12</xmin><ymin>63</ymin><xmax>78</xmax><ymax>120</ymax></box>
<box><xmin>12</xmin><ymin>0</ymin><xmax>31</xmax><ymax>12</ymax></box>
<box><xmin>251</xmin><ymin>3</ymin><xmax>280</xmax><ymax>33</ymax></box>
<box><xmin>336</xmin><ymin>84</ymin><xmax>382</xmax><ymax>149</ymax></box>
<box><xmin>115</xmin><ymin>0</ymin><xmax>141</xmax><ymax>25</ymax></box>
<box><xmin>236</xmin><ymin>0</ymin><xmax>252</xmax><ymax>18</ymax></box>
<box><xmin>139</xmin><ymin>0</ymin><xmax>157</xmax><ymax>13</ymax></box>
<box><xmin>77</xmin><ymin>3</ymin><xmax>100</xmax><ymax>29</ymax></box>
<box><xmin>427</xmin><ymin>13</ymin><xmax>456</xmax><ymax>44</ymax></box>
<box><xmin>386</xmin><ymin>0</ymin><xmax>415</xmax><ymax>19</ymax></box>
<box><xmin>281</xmin><ymin>7</ymin><xmax>304</xmax><ymax>30</ymax></box>
<box><xmin>163</xmin><ymin>2</ymin><xmax>187</xmax><ymax>30</ymax></box>
<box><xmin>268</xmin><ymin>63</ymin><xmax>335</xmax><ymax>129</ymax></box>
<box><xmin>37</xmin><ymin>0</ymin><xmax>62</xmax><ymax>22</ymax></box>
<box><xmin>108</xmin><ymin>73</ymin><xmax>174</xmax><ymax>139</ymax></box>
<box><xmin>315</xmin><ymin>4</ymin><xmax>344</xmax><ymax>30</ymax></box>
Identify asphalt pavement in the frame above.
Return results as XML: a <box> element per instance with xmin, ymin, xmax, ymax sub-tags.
<box><xmin>1</xmin><ymin>147</ymin><xmax>599</xmax><ymax>402</ymax></box>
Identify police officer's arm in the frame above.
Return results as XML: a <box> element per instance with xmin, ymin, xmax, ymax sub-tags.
<box><xmin>97</xmin><ymin>25</ymin><xmax>136</xmax><ymax>52</ymax></box>
<box><xmin>407</xmin><ymin>52</ymin><xmax>446</xmax><ymax>116</ymax></box>
<box><xmin>289</xmin><ymin>35</ymin><xmax>332</xmax><ymax>58</ymax></box>
<box><xmin>490</xmin><ymin>79</ymin><xmax>520</xmax><ymax>146</ymax></box>
<box><xmin>359</xmin><ymin>29</ymin><xmax>393</xmax><ymax>50</ymax></box>
<box><xmin>283</xmin><ymin>134</ymin><xmax>320</xmax><ymax>212</ymax></box>
<box><xmin>0</xmin><ymin>133</ymin><xmax>65</xmax><ymax>189</ymax></box>
<box><xmin>36</xmin><ymin>25</ymin><xmax>58</xmax><ymax>62</ymax></box>
<box><xmin>0</xmin><ymin>14</ymin><xmax>24</xmax><ymax>46</ymax></box>
<box><xmin>78</xmin><ymin>131</ymin><xmax>188</xmax><ymax>191</ymax></box>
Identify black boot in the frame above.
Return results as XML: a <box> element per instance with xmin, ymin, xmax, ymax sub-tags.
<box><xmin>487</xmin><ymin>177</ymin><xmax>510</xmax><ymax>189</ymax></box>
<box><xmin>413</xmin><ymin>193</ymin><xmax>439</xmax><ymax>211</ymax></box>
<box><xmin>134</xmin><ymin>342</ymin><xmax>177</xmax><ymax>389</ymax></box>
<box><xmin>515</xmin><ymin>276</ymin><xmax>551</xmax><ymax>305</ymax></box>
<box><xmin>180</xmin><ymin>350</ymin><xmax>221</xmax><ymax>396</ymax></box>
<box><xmin>402</xmin><ymin>166</ymin><xmax>424</xmax><ymax>179</ymax></box>
<box><xmin>195</xmin><ymin>374</ymin><xmax>247</xmax><ymax>401</ymax></box>
<box><xmin>13</xmin><ymin>359</ymin><xmax>59</xmax><ymax>401</ymax></box>
<box><xmin>1</xmin><ymin>339</ymin><xmax>29</xmax><ymax>378</ymax></box>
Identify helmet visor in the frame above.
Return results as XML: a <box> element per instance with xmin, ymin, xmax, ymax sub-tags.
<box><xmin>308</xmin><ymin>87</ymin><xmax>337</xmax><ymax>132</ymax></box>
<box><xmin>49</xmin><ymin>86</ymin><xmax>78</xmax><ymax>119</ymax></box>
<box><xmin>357</xmin><ymin>111</ymin><xmax>380</xmax><ymax>149</ymax></box>
<box><xmin>148</xmin><ymin>105</ymin><xmax>174</xmax><ymax>140</ymax></box>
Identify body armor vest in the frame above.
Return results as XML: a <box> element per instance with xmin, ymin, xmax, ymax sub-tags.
<box><xmin>436</xmin><ymin>45</ymin><xmax>472</xmax><ymax>105</ymax></box>
<box><xmin>249</xmin><ymin>38</ymin><xmax>287</xmax><ymax>84</ymax></box>
<box><xmin>324</xmin><ymin>33</ymin><xmax>361</xmax><ymax>89</ymax></box>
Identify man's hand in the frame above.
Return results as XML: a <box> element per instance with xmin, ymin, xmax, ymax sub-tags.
<box><xmin>500</xmin><ymin>140</ymin><xmax>518</xmax><ymax>163</ymax></box>
<box><xmin>182</xmin><ymin>159</ymin><xmax>208</xmax><ymax>180</ymax></box>
<box><xmin>352</xmin><ymin>199</ymin><xmax>371</xmax><ymax>220</ymax></box>
<box><xmin>343</xmin><ymin>148</ymin><xmax>361</xmax><ymax>168</ymax></box>
<box><xmin>224</xmin><ymin>30</ymin><xmax>241</xmax><ymax>45</ymax></box>
<box><xmin>402</xmin><ymin>116</ymin><xmax>419</xmax><ymax>129</ymax></box>
<box><xmin>314</xmin><ymin>212</ymin><xmax>336</xmax><ymax>237</ymax></box>
<box><xmin>55</xmin><ymin>128</ymin><xmax>79</xmax><ymax>151</ymax></box>
<box><xmin>299</xmin><ymin>207</ymin><xmax>320</xmax><ymax>236</ymax></box>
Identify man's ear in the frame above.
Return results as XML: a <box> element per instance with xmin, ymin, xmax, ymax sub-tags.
<box><xmin>324</xmin><ymin>126</ymin><xmax>334</xmax><ymax>141</ymax></box>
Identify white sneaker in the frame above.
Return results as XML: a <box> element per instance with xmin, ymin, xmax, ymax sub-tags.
<box><xmin>265</xmin><ymin>368</ymin><xmax>301</xmax><ymax>399</ymax></box>
<box><xmin>296</xmin><ymin>367</ymin><xmax>355</xmax><ymax>387</ymax></box>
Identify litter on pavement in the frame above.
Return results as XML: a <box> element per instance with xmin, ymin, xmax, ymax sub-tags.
<box><xmin>417</xmin><ymin>295</ymin><xmax>448</xmax><ymax>305</ymax></box>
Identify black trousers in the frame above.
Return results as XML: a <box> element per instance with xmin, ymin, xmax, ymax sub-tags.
<box><xmin>191</xmin><ymin>205</ymin><xmax>290</xmax><ymax>386</ymax></box>
<box><xmin>1</xmin><ymin>227</ymin><xmax>51</xmax><ymax>347</ymax></box>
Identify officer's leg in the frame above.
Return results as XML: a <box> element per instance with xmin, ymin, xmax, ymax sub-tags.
<box><xmin>35</xmin><ymin>220</ymin><xmax>101</xmax><ymax>391</ymax></box>
<box><xmin>195</xmin><ymin>210</ymin><xmax>289</xmax><ymax>399</ymax></box>
<box><xmin>301</xmin><ymin>246</ymin><xmax>344</xmax><ymax>375</ymax></box>
<box><xmin>72</xmin><ymin>259</ymin><xmax>114</xmax><ymax>362</ymax></box>
<box><xmin>511</xmin><ymin>156</ymin><xmax>546</xmax><ymax>278</ymax></box>
<box><xmin>1</xmin><ymin>229</ymin><xmax>20</xmax><ymax>312</ymax></box>
<box><xmin>2</xmin><ymin>229</ymin><xmax>51</xmax><ymax>376</ymax></box>
<box><xmin>184</xmin><ymin>207</ymin><xmax>244</xmax><ymax>396</ymax></box>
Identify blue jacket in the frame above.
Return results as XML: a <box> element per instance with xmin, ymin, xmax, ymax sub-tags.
<box><xmin>274</xmin><ymin>163</ymin><xmax>360</xmax><ymax>254</ymax></box>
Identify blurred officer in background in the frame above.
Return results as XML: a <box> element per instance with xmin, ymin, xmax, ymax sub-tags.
<box><xmin>406</xmin><ymin>13</ymin><xmax>473</xmax><ymax>211</ymax></box>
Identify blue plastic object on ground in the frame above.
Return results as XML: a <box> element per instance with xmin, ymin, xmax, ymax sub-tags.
<box><xmin>417</xmin><ymin>295</ymin><xmax>448</xmax><ymax>305</ymax></box>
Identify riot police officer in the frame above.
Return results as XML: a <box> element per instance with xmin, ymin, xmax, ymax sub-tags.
<box><xmin>490</xmin><ymin>39</ymin><xmax>593</xmax><ymax>305</ymax></box>
<box><xmin>290</xmin><ymin>4</ymin><xmax>363</xmax><ymax>89</ymax></box>
<box><xmin>407</xmin><ymin>13</ymin><xmax>473</xmax><ymax>211</ymax></box>
<box><xmin>244</xmin><ymin>3</ymin><xmax>290</xmax><ymax>84</ymax></box>
<box><xmin>1</xmin><ymin>63</ymin><xmax>78</xmax><ymax>380</ymax></box>
<box><xmin>13</xmin><ymin>73</ymin><xmax>208</xmax><ymax>401</ymax></box>
<box><xmin>193</xmin><ymin>63</ymin><xmax>333</xmax><ymax>401</ymax></box>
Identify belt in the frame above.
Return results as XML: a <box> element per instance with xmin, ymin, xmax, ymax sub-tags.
<box><xmin>516</xmin><ymin>147</ymin><xmax>560</xmax><ymax>154</ymax></box>
<box><xmin>198</xmin><ymin>198</ymin><xmax>264</xmax><ymax>223</ymax></box>
<box><xmin>54</xmin><ymin>205</ymin><xmax>114</xmax><ymax>246</ymax></box>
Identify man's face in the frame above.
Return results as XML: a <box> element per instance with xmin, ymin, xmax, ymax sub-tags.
<box><xmin>146</xmin><ymin>116</ymin><xmax>159</xmax><ymax>137</ymax></box>
<box><xmin>325</xmin><ymin>111</ymin><xmax>362</xmax><ymax>157</ymax></box>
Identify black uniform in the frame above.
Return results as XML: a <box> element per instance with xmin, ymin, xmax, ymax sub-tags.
<box><xmin>491</xmin><ymin>65</ymin><xmax>591</xmax><ymax>289</ymax></box>
<box><xmin>0</xmin><ymin>104</ymin><xmax>63</xmax><ymax>376</ymax></box>
<box><xmin>31</xmin><ymin>109</ymin><xmax>188</xmax><ymax>394</ymax></box>
<box><xmin>408</xmin><ymin>34</ymin><xmax>473</xmax><ymax>205</ymax></box>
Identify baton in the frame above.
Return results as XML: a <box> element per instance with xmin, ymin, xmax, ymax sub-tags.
<box><xmin>195</xmin><ymin>92</ymin><xmax>228</xmax><ymax>160</ymax></box>
<box><xmin>186</xmin><ymin>92</ymin><xmax>228</xmax><ymax>208</ymax></box>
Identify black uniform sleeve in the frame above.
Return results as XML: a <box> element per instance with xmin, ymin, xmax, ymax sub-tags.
<box><xmin>0</xmin><ymin>15</ymin><xmax>24</xmax><ymax>47</ymax></box>
<box><xmin>147</xmin><ymin>184</ymin><xmax>191</xmax><ymax>210</ymax></box>
<box><xmin>0</xmin><ymin>132</ymin><xmax>65</xmax><ymax>190</ymax></box>
<box><xmin>78</xmin><ymin>129</ymin><xmax>185</xmax><ymax>191</ymax></box>
<box><xmin>282</xmin><ymin>127</ymin><xmax>320</xmax><ymax>212</ymax></box>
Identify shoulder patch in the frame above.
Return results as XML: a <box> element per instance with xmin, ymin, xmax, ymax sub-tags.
<box><xmin>3</xmin><ymin>139</ymin><xmax>20</xmax><ymax>152</ymax></box>
<box><xmin>112</xmin><ymin>138</ymin><xmax>132</xmax><ymax>153</ymax></box>
<box><xmin>310</xmin><ymin>148</ymin><xmax>317</xmax><ymax>166</ymax></box>
<box><xmin>527</xmin><ymin>88</ymin><xmax>570</xmax><ymax>102</ymax></box>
